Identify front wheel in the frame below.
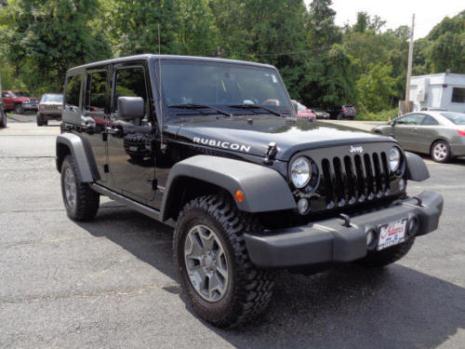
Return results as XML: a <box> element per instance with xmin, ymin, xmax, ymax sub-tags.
<box><xmin>61</xmin><ymin>155</ymin><xmax>100</xmax><ymax>221</ymax></box>
<box><xmin>0</xmin><ymin>109</ymin><xmax>7</xmax><ymax>128</ymax></box>
<box><xmin>174</xmin><ymin>195</ymin><xmax>274</xmax><ymax>328</ymax></box>
<box><xmin>431</xmin><ymin>140</ymin><xmax>451</xmax><ymax>163</ymax></box>
<box><xmin>14</xmin><ymin>104</ymin><xmax>24</xmax><ymax>114</ymax></box>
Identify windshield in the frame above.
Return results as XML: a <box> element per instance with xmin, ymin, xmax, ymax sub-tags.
<box><xmin>160</xmin><ymin>60</ymin><xmax>293</xmax><ymax>118</ymax></box>
<box><xmin>15</xmin><ymin>92</ymin><xmax>29</xmax><ymax>97</ymax></box>
<box><xmin>441</xmin><ymin>112</ymin><xmax>465</xmax><ymax>125</ymax></box>
<box><xmin>41</xmin><ymin>94</ymin><xmax>63</xmax><ymax>103</ymax></box>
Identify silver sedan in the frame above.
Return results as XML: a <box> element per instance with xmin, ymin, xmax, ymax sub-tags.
<box><xmin>373</xmin><ymin>111</ymin><xmax>465</xmax><ymax>163</ymax></box>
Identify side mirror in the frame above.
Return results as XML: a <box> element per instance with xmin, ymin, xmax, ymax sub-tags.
<box><xmin>391</xmin><ymin>119</ymin><xmax>397</xmax><ymax>126</ymax></box>
<box><xmin>117</xmin><ymin>96</ymin><xmax>145</xmax><ymax>121</ymax></box>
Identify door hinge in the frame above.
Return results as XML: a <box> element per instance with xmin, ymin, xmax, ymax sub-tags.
<box><xmin>103</xmin><ymin>164</ymin><xmax>109</xmax><ymax>173</ymax></box>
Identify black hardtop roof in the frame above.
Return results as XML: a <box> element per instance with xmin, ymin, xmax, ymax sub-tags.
<box><xmin>66</xmin><ymin>54</ymin><xmax>275</xmax><ymax>75</ymax></box>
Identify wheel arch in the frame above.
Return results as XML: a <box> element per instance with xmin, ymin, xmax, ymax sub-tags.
<box><xmin>56</xmin><ymin>133</ymin><xmax>98</xmax><ymax>182</ymax></box>
<box><xmin>160</xmin><ymin>155</ymin><xmax>296</xmax><ymax>222</ymax></box>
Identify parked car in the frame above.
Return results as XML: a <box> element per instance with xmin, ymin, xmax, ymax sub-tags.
<box><xmin>57</xmin><ymin>54</ymin><xmax>443</xmax><ymax>328</ymax></box>
<box><xmin>37</xmin><ymin>93</ymin><xmax>63</xmax><ymax>126</ymax></box>
<box><xmin>328</xmin><ymin>104</ymin><xmax>357</xmax><ymax>120</ymax></box>
<box><xmin>291</xmin><ymin>100</ymin><xmax>316</xmax><ymax>121</ymax></box>
<box><xmin>1</xmin><ymin>90</ymin><xmax>39</xmax><ymax>114</ymax></box>
<box><xmin>312</xmin><ymin>108</ymin><xmax>330</xmax><ymax>119</ymax></box>
<box><xmin>372</xmin><ymin>111</ymin><xmax>465</xmax><ymax>163</ymax></box>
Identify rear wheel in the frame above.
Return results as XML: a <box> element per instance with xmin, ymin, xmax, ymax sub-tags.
<box><xmin>431</xmin><ymin>140</ymin><xmax>451</xmax><ymax>163</ymax></box>
<box><xmin>61</xmin><ymin>155</ymin><xmax>99</xmax><ymax>221</ymax></box>
<box><xmin>174</xmin><ymin>195</ymin><xmax>274</xmax><ymax>328</ymax></box>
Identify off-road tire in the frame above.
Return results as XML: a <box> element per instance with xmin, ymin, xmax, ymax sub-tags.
<box><xmin>357</xmin><ymin>238</ymin><xmax>415</xmax><ymax>268</ymax></box>
<box><xmin>61</xmin><ymin>155</ymin><xmax>99</xmax><ymax>221</ymax></box>
<box><xmin>174</xmin><ymin>195</ymin><xmax>275</xmax><ymax>328</ymax></box>
<box><xmin>14</xmin><ymin>104</ymin><xmax>24</xmax><ymax>114</ymax></box>
<box><xmin>430</xmin><ymin>140</ymin><xmax>451</xmax><ymax>163</ymax></box>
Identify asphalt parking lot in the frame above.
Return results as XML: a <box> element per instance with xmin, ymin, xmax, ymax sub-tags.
<box><xmin>1</xmin><ymin>116</ymin><xmax>465</xmax><ymax>349</ymax></box>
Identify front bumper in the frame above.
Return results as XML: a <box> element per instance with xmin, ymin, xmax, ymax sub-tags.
<box><xmin>244</xmin><ymin>191</ymin><xmax>443</xmax><ymax>268</ymax></box>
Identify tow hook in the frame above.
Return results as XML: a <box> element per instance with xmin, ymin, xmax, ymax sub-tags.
<box><xmin>264</xmin><ymin>142</ymin><xmax>278</xmax><ymax>164</ymax></box>
<box><xmin>339</xmin><ymin>213</ymin><xmax>352</xmax><ymax>228</ymax></box>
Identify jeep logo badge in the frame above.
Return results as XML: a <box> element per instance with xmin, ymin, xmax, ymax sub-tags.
<box><xmin>349</xmin><ymin>145</ymin><xmax>364</xmax><ymax>154</ymax></box>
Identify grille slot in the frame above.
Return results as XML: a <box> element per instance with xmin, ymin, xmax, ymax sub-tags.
<box><xmin>321</xmin><ymin>152</ymin><xmax>390</xmax><ymax>208</ymax></box>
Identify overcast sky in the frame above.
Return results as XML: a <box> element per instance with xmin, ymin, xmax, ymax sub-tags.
<box><xmin>306</xmin><ymin>0</ymin><xmax>464</xmax><ymax>39</ymax></box>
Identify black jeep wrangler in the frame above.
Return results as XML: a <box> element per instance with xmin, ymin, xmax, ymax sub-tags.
<box><xmin>56</xmin><ymin>55</ymin><xmax>443</xmax><ymax>328</ymax></box>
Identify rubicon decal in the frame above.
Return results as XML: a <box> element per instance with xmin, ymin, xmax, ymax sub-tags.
<box><xmin>193</xmin><ymin>137</ymin><xmax>251</xmax><ymax>153</ymax></box>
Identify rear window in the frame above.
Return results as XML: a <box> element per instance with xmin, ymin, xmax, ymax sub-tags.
<box><xmin>441</xmin><ymin>112</ymin><xmax>465</xmax><ymax>125</ymax></box>
<box><xmin>65</xmin><ymin>75</ymin><xmax>82</xmax><ymax>109</ymax></box>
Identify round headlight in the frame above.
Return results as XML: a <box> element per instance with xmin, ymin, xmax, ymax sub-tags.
<box><xmin>290</xmin><ymin>157</ymin><xmax>311</xmax><ymax>188</ymax></box>
<box><xmin>389</xmin><ymin>147</ymin><xmax>401</xmax><ymax>172</ymax></box>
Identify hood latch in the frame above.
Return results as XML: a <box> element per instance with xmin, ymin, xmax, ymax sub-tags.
<box><xmin>264</xmin><ymin>142</ymin><xmax>278</xmax><ymax>164</ymax></box>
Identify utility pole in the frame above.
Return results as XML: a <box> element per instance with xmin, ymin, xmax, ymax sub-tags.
<box><xmin>404</xmin><ymin>14</ymin><xmax>415</xmax><ymax>113</ymax></box>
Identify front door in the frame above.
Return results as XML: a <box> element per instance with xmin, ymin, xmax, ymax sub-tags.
<box><xmin>106</xmin><ymin>64</ymin><xmax>156</xmax><ymax>205</ymax></box>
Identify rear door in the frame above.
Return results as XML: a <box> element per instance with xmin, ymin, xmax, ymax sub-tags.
<box><xmin>393</xmin><ymin>114</ymin><xmax>425</xmax><ymax>151</ymax></box>
<box><xmin>81</xmin><ymin>68</ymin><xmax>111</xmax><ymax>184</ymax></box>
<box><xmin>412</xmin><ymin>114</ymin><xmax>440</xmax><ymax>154</ymax></box>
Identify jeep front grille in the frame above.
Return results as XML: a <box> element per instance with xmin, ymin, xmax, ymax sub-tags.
<box><xmin>320</xmin><ymin>152</ymin><xmax>391</xmax><ymax>209</ymax></box>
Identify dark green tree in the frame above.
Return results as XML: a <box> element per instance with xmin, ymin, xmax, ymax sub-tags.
<box><xmin>2</xmin><ymin>0</ymin><xmax>111</xmax><ymax>92</ymax></box>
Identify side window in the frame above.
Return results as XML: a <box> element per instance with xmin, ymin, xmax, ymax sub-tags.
<box><xmin>86</xmin><ymin>70</ymin><xmax>107</xmax><ymax>113</ymax></box>
<box><xmin>397</xmin><ymin>114</ymin><xmax>424</xmax><ymax>125</ymax></box>
<box><xmin>452</xmin><ymin>88</ymin><xmax>465</xmax><ymax>103</ymax></box>
<box><xmin>64</xmin><ymin>75</ymin><xmax>81</xmax><ymax>109</ymax></box>
<box><xmin>114</xmin><ymin>67</ymin><xmax>149</xmax><ymax>118</ymax></box>
<box><xmin>422</xmin><ymin>115</ymin><xmax>439</xmax><ymax>126</ymax></box>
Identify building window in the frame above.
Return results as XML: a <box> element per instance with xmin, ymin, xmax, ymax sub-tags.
<box><xmin>452</xmin><ymin>88</ymin><xmax>465</xmax><ymax>103</ymax></box>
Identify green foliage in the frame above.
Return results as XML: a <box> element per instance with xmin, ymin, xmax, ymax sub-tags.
<box><xmin>1</xmin><ymin>0</ymin><xmax>111</xmax><ymax>93</ymax></box>
<box><xmin>358</xmin><ymin>108</ymin><xmax>399</xmax><ymax>121</ymax></box>
<box><xmin>356</xmin><ymin>63</ymin><xmax>397</xmax><ymax>113</ymax></box>
<box><xmin>0</xmin><ymin>0</ymin><xmax>463</xmax><ymax>114</ymax></box>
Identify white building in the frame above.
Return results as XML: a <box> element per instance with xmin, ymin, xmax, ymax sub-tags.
<box><xmin>409</xmin><ymin>73</ymin><xmax>465</xmax><ymax>112</ymax></box>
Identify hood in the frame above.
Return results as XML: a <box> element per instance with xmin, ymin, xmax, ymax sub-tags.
<box><xmin>173</xmin><ymin>115</ymin><xmax>394</xmax><ymax>161</ymax></box>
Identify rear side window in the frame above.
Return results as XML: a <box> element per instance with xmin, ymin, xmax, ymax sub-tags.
<box><xmin>422</xmin><ymin>115</ymin><xmax>439</xmax><ymax>126</ymax></box>
<box><xmin>65</xmin><ymin>75</ymin><xmax>81</xmax><ymax>109</ymax></box>
<box><xmin>114</xmin><ymin>67</ymin><xmax>148</xmax><ymax>112</ymax></box>
<box><xmin>86</xmin><ymin>70</ymin><xmax>107</xmax><ymax>112</ymax></box>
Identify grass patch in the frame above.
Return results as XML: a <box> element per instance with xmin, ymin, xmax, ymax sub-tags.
<box><xmin>357</xmin><ymin>108</ymin><xmax>399</xmax><ymax>121</ymax></box>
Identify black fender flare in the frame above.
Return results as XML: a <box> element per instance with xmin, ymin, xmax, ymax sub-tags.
<box><xmin>405</xmin><ymin>151</ymin><xmax>429</xmax><ymax>182</ymax></box>
<box><xmin>161</xmin><ymin>155</ymin><xmax>296</xmax><ymax>220</ymax></box>
<box><xmin>56</xmin><ymin>133</ymin><xmax>98</xmax><ymax>183</ymax></box>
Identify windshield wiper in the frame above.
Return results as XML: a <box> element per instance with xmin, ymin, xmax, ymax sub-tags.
<box><xmin>168</xmin><ymin>103</ymin><xmax>232</xmax><ymax>117</ymax></box>
<box><xmin>227</xmin><ymin>104</ymin><xmax>283</xmax><ymax>117</ymax></box>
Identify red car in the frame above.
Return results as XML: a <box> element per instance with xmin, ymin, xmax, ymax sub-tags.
<box><xmin>292</xmin><ymin>100</ymin><xmax>316</xmax><ymax>121</ymax></box>
<box><xmin>1</xmin><ymin>90</ymin><xmax>39</xmax><ymax>114</ymax></box>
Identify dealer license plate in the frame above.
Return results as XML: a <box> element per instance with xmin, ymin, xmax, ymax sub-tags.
<box><xmin>377</xmin><ymin>219</ymin><xmax>407</xmax><ymax>251</ymax></box>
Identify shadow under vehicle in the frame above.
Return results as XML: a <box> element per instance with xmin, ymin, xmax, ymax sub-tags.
<box><xmin>55</xmin><ymin>54</ymin><xmax>443</xmax><ymax>328</ymax></box>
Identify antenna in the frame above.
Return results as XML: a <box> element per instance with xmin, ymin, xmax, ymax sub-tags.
<box><xmin>158</xmin><ymin>24</ymin><xmax>166</xmax><ymax>151</ymax></box>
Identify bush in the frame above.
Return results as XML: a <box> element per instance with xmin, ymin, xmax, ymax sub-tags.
<box><xmin>357</xmin><ymin>108</ymin><xmax>399</xmax><ymax>121</ymax></box>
